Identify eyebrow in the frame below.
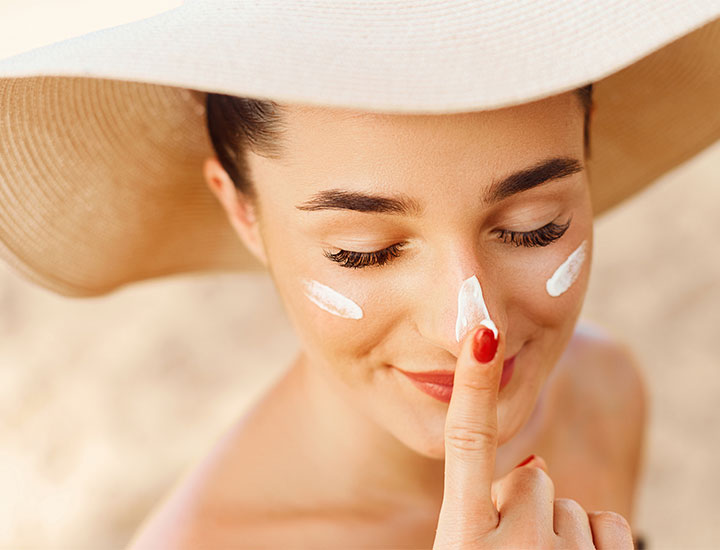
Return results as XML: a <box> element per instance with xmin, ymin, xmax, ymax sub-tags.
<box><xmin>483</xmin><ymin>156</ymin><xmax>584</xmax><ymax>204</ymax></box>
<box><xmin>295</xmin><ymin>156</ymin><xmax>583</xmax><ymax>215</ymax></box>
<box><xmin>295</xmin><ymin>189</ymin><xmax>422</xmax><ymax>215</ymax></box>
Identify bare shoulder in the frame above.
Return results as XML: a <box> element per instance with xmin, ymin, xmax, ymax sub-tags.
<box><xmin>543</xmin><ymin>319</ymin><xmax>648</xmax><ymax>519</ymax></box>
<box><xmin>556</xmin><ymin>319</ymin><xmax>648</xmax><ymax>421</ymax></box>
<box><xmin>124</xmin><ymin>419</ymin><xmax>252</xmax><ymax>550</ymax></box>
<box><xmin>123</xmin><ymin>465</ymin><xmax>209</xmax><ymax>550</ymax></box>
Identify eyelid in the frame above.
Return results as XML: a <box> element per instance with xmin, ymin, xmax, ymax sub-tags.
<box><xmin>491</xmin><ymin>205</ymin><xmax>565</xmax><ymax>230</ymax></box>
<box><xmin>324</xmin><ymin>215</ymin><xmax>572</xmax><ymax>269</ymax></box>
<box><xmin>325</xmin><ymin>240</ymin><xmax>399</xmax><ymax>254</ymax></box>
<box><xmin>498</xmin><ymin>215</ymin><xmax>570</xmax><ymax>234</ymax></box>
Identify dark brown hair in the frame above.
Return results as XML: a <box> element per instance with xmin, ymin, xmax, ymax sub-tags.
<box><xmin>206</xmin><ymin>84</ymin><xmax>594</xmax><ymax>196</ymax></box>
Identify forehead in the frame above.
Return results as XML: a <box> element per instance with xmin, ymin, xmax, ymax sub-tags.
<box><xmin>248</xmin><ymin>92</ymin><xmax>584</xmax><ymax>208</ymax></box>
<box><xmin>279</xmin><ymin>91</ymin><xmax>582</xmax><ymax>163</ymax></box>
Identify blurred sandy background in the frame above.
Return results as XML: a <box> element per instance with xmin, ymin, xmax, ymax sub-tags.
<box><xmin>1</xmin><ymin>3</ymin><xmax>719</xmax><ymax>549</ymax></box>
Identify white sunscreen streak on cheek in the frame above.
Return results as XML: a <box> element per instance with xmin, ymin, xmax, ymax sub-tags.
<box><xmin>455</xmin><ymin>275</ymin><xmax>498</xmax><ymax>343</ymax></box>
<box><xmin>302</xmin><ymin>279</ymin><xmax>363</xmax><ymax>320</ymax></box>
<box><xmin>545</xmin><ymin>240</ymin><xmax>588</xmax><ymax>297</ymax></box>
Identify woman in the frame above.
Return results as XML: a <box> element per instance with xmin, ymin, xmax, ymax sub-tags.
<box><xmin>126</xmin><ymin>84</ymin><xmax>645</xmax><ymax>548</ymax></box>
<box><xmin>0</xmin><ymin>2</ymin><xmax>718</xmax><ymax>548</ymax></box>
<box><xmin>130</xmin><ymin>87</ymin><xmax>646</xmax><ymax>548</ymax></box>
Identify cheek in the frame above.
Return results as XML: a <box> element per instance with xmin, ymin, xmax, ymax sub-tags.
<box><xmin>545</xmin><ymin>240</ymin><xmax>589</xmax><ymax>298</ymax></box>
<box><xmin>301</xmin><ymin>278</ymin><xmax>363</xmax><ymax>320</ymax></box>
<box><xmin>259</xmin><ymin>227</ymin><xmax>380</xmax><ymax>368</ymax></box>
<box><xmin>499</xmin><ymin>235</ymin><xmax>592</xmax><ymax>334</ymax></box>
<box><xmin>277</xmin><ymin>269</ymin><xmax>385</xmax><ymax>374</ymax></box>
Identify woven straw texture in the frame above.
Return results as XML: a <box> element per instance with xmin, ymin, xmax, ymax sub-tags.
<box><xmin>0</xmin><ymin>1</ymin><xmax>718</xmax><ymax>296</ymax></box>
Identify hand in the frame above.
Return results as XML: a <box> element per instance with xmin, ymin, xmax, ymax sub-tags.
<box><xmin>433</xmin><ymin>325</ymin><xmax>633</xmax><ymax>549</ymax></box>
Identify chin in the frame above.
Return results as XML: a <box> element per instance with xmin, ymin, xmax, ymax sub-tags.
<box><xmin>497</xmin><ymin>388</ymin><xmax>544</xmax><ymax>446</ymax></box>
<box><xmin>408</xmin><ymin>437</ymin><xmax>448</xmax><ymax>461</ymax></box>
<box><xmin>385</xmin><ymin>416</ymin><xmax>449</xmax><ymax>460</ymax></box>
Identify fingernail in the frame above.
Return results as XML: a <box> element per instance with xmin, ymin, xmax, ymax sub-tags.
<box><xmin>472</xmin><ymin>327</ymin><xmax>498</xmax><ymax>363</ymax></box>
<box><xmin>515</xmin><ymin>454</ymin><xmax>536</xmax><ymax>468</ymax></box>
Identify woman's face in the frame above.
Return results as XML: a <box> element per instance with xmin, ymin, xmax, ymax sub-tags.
<box><xmin>220</xmin><ymin>91</ymin><xmax>593</xmax><ymax>459</ymax></box>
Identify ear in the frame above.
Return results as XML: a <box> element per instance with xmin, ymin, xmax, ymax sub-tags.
<box><xmin>203</xmin><ymin>157</ymin><xmax>268</xmax><ymax>266</ymax></box>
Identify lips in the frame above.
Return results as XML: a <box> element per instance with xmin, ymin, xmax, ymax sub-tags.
<box><xmin>396</xmin><ymin>354</ymin><xmax>517</xmax><ymax>384</ymax></box>
<box><xmin>396</xmin><ymin>353</ymin><xmax>518</xmax><ymax>403</ymax></box>
<box><xmin>397</xmin><ymin>370</ymin><xmax>455</xmax><ymax>386</ymax></box>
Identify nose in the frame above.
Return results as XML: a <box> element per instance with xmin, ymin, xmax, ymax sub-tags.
<box><xmin>414</xmin><ymin>249</ymin><xmax>498</xmax><ymax>358</ymax></box>
<box><xmin>456</xmin><ymin>274</ymin><xmax>498</xmax><ymax>342</ymax></box>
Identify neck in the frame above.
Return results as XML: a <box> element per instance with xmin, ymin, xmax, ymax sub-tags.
<box><xmin>260</xmin><ymin>350</ymin><xmax>541</xmax><ymax>516</ymax></box>
<box><xmin>293</xmin><ymin>351</ymin><xmax>444</xmax><ymax>511</ymax></box>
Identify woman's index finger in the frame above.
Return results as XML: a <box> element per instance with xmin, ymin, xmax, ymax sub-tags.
<box><xmin>438</xmin><ymin>325</ymin><xmax>505</xmax><ymax>532</ymax></box>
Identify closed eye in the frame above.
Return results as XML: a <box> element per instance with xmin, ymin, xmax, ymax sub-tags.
<box><xmin>323</xmin><ymin>216</ymin><xmax>572</xmax><ymax>269</ymax></box>
<box><xmin>496</xmin><ymin>217</ymin><xmax>572</xmax><ymax>247</ymax></box>
<box><xmin>322</xmin><ymin>242</ymin><xmax>405</xmax><ymax>269</ymax></box>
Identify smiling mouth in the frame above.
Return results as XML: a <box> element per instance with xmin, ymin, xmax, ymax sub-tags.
<box><xmin>395</xmin><ymin>353</ymin><xmax>518</xmax><ymax>384</ymax></box>
<box><xmin>395</xmin><ymin>353</ymin><xmax>518</xmax><ymax>403</ymax></box>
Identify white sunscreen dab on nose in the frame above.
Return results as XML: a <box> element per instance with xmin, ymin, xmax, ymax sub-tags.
<box><xmin>545</xmin><ymin>240</ymin><xmax>588</xmax><ymax>297</ymax></box>
<box><xmin>302</xmin><ymin>279</ymin><xmax>363</xmax><ymax>320</ymax></box>
<box><xmin>455</xmin><ymin>275</ymin><xmax>498</xmax><ymax>343</ymax></box>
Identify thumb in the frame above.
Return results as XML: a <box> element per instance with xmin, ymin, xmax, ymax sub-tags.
<box><xmin>438</xmin><ymin>322</ymin><xmax>505</xmax><ymax>534</ymax></box>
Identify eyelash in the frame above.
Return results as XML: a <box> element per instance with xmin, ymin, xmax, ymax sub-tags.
<box><xmin>324</xmin><ymin>217</ymin><xmax>572</xmax><ymax>269</ymax></box>
<box><xmin>496</xmin><ymin>217</ymin><xmax>572</xmax><ymax>248</ymax></box>
<box><xmin>323</xmin><ymin>243</ymin><xmax>405</xmax><ymax>269</ymax></box>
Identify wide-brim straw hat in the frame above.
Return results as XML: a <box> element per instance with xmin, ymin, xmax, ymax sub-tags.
<box><xmin>1</xmin><ymin>1</ymin><xmax>719</xmax><ymax>297</ymax></box>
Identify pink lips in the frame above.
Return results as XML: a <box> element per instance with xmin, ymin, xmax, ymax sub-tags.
<box><xmin>397</xmin><ymin>355</ymin><xmax>517</xmax><ymax>404</ymax></box>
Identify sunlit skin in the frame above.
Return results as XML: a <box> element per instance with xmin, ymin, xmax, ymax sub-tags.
<box><xmin>221</xmin><ymin>90</ymin><xmax>591</xmax><ymax>456</ymax></box>
<box><xmin>127</xmin><ymin>91</ymin><xmax>646</xmax><ymax>547</ymax></box>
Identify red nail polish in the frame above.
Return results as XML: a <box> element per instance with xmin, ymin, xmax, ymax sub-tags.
<box><xmin>472</xmin><ymin>327</ymin><xmax>498</xmax><ymax>363</ymax></box>
<box><xmin>515</xmin><ymin>454</ymin><xmax>536</xmax><ymax>468</ymax></box>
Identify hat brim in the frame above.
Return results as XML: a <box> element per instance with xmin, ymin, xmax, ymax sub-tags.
<box><xmin>0</xmin><ymin>3</ymin><xmax>718</xmax><ymax>296</ymax></box>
